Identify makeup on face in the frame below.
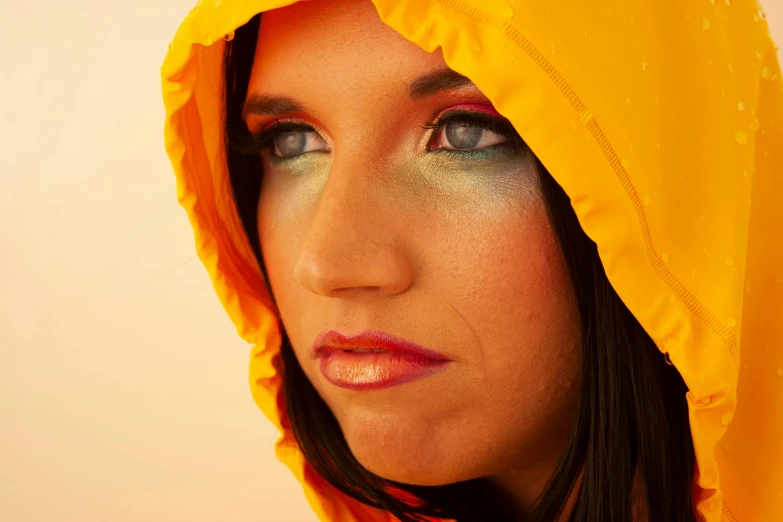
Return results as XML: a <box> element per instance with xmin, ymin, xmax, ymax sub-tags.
<box><xmin>313</xmin><ymin>329</ymin><xmax>452</xmax><ymax>390</ymax></box>
<box><xmin>242</xmin><ymin>80</ymin><xmax>523</xmax><ymax>155</ymax></box>
<box><xmin>249</xmin><ymin>4</ymin><xmax>583</xmax><ymax>499</ymax></box>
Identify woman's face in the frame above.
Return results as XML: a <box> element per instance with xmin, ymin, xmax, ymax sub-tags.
<box><xmin>248</xmin><ymin>0</ymin><xmax>580</xmax><ymax>496</ymax></box>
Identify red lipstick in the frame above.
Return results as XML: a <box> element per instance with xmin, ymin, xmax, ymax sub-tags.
<box><xmin>313</xmin><ymin>330</ymin><xmax>451</xmax><ymax>391</ymax></box>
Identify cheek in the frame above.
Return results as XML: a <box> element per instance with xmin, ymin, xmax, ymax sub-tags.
<box><xmin>257</xmin><ymin>180</ymin><xmax>313</xmax><ymax>350</ymax></box>
<box><xmin>490</xmin><ymin>208</ymin><xmax>580</xmax><ymax>399</ymax></box>
<box><xmin>416</xmin><ymin>195</ymin><xmax>582</xmax><ymax>475</ymax></box>
<box><xmin>473</xmin><ymin>203</ymin><xmax>577</xmax><ymax>355</ymax></box>
<box><xmin>426</xmin><ymin>188</ymin><xmax>577</xmax><ymax>359</ymax></box>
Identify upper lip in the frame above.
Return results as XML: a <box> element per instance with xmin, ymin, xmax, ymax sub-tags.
<box><xmin>313</xmin><ymin>330</ymin><xmax>450</xmax><ymax>361</ymax></box>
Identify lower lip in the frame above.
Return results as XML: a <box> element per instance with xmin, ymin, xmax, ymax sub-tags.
<box><xmin>319</xmin><ymin>351</ymin><xmax>450</xmax><ymax>390</ymax></box>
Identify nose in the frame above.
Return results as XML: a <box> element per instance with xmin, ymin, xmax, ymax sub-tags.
<box><xmin>293</xmin><ymin>163</ymin><xmax>414</xmax><ymax>299</ymax></box>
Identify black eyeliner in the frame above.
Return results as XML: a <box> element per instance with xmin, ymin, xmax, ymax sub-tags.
<box><xmin>422</xmin><ymin>110</ymin><xmax>515</xmax><ymax>137</ymax></box>
<box><xmin>423</xmin><ymin>110</ymin><xmax>525</xmax><ymax>153</ymax></box>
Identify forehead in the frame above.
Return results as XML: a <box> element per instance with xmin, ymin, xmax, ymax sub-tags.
<box><xmin>249</xmin><ymin>0</ymin><xmax>448</xmax><ymax>98</ymax></box>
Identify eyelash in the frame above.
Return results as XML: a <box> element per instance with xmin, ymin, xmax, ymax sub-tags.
<box><xmin>248</xmin><ymin>120</ymin><xmax>315</xmax><ymax>151</ymax></box>
<box><xmin>421</xmin><ymin>110</ymin><xmax>519</xmax><ymax>152</ymax></box>
<box><xmin>241</xmin><ymin>111</ymin><xmax>521</xmax><ymax>157</ymax></box>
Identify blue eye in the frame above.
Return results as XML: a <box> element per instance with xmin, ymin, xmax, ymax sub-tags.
<box><xmin>427</xmin><ymin>113</ymin><xmax>516</xmax><ymax>152</ymax></box>
<box><xmin>274</xmin><ymin>130</ymin><xmax>307</xmax><ymax>157</ymax></box>
<box><xmin>254</xmin><ymin>122</ymin><xmax>330</xmax><ymax>159</ymax></box>
<box><xmin>274</xmin><ymin>129</ymin><xmax>329</xmax><ymax>158</ymax></box>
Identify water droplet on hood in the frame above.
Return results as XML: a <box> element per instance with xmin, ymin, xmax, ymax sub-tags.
<box><xmin>703</xmin><ymin>18</ymin><xmax>712</xmax><ymax>30</ymax></box>
<box><xmin>203</xmin><ymin>34</ymin><xmax>213</xmax><ymax>46</ymax></box>
<box><xmin>721</xmin><ymin>412</ymin><xmax>733</xmax><ymax>426</ymax></box>
<box><xmin>621</xmin><ymin>158</ymin><xmax>630</xmax><ymax>169</ymax></box>
<box><xmin>762</xmin><ymin>67</ymin><xmax>772</xmax><ymax>80</ymax></box>
<box><xmin>734</xmin><ymin>130</ymin><xmax>748</xmax><ymax>145</ymax></box>
<box><xmin>644</xmin><ymin>194</ymin><xmax>651</xmax><ymax>206</ymax></box>
<box><xmin>727</xmin><ymin>317</ymin><xmax>737</xmax><ymax>328</ymax></box>
<box><xmin>737</xmin><ymin>101</ymin><xmax>745</xmax><ymax>111</ymax></box>
<box><xmin>471</xmin><ymin>41</ymin><xmax>482</xmax><ymax>54</ymax></box>
<box><xmin>662</xmin><ymin>252</ymin><xmax>670</xmax><ymax>264</ymax></box>
<box><xmin>502</xmin><ymin>5</ymin><xmax>515</xmax><ymax>19</ymax></box>
<box><xmin>725</xmin><ymin>257</ymin><xmax>735</xmax><ymax>266</ymax></box>
<box><xmin>668</xmin><ymin>295</ymin><xmax>676</xmax><ymax>304</ymax></box>
<box><xmin>777</xmin><ymin>367</ymin><xmax>783</xmax><ymax>377</ymax></box>
<box><xmin>642</xmin><ymin>59</ymin><xmax>648</xmax><ymax>71</ymax></box>
<box><xmin>224</xmin><ymin>31</ymin><xmax>235</xmax><ymax>42</ymax></box>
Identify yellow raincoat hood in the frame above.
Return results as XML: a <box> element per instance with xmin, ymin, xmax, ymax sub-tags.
<box><xmin>161</xmin><ymin>1</ymin><xmax>783</xmax><ymax>520</ymax></box>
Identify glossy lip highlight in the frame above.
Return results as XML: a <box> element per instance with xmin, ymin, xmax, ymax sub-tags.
<box><xmin>313</xmin><ymin>330</ymin><xmax>452</xmax><ymax>390</ymax></box>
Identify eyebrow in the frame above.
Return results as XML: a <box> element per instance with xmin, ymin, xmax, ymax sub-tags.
<box><xmin>242</xmin><ymin>95</ymin><xmax>304</xmax><ymax>119</ymax></box>
<box><xmin>241</xmin><ymin>69</ymin><xmax>476</xmax><ymax>118</ymax></box>
<box><xmin>409</xmin><ymin>69</ymin><xmax>476</xmax><ymax>100</ymax></box>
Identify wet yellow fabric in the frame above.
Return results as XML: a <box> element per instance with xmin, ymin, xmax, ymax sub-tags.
<box><xmin>161</xmin><ymin>1</ymin><xmax>783</xmax><ymax>520</ymax></box>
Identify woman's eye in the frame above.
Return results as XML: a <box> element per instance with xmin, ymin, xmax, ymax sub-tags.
<box><xmin>272</xmin><ymin>128</ymin><xmax>329</xmax><ymax>158</ymax></box>
<box><xmin>430</xmin><ymin>117</ymin><xmax>510</xmax><ymax>151</ymax></box>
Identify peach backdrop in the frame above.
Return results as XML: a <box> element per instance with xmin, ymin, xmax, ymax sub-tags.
<box><xmin>1</xmin><ymin>1</ymin><xmax>780</xmax><ymax>521</ymax></box>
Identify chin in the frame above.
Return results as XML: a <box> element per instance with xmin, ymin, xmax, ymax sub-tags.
<box><xmin>356</xmin><ymin>452</ymin><xmax>460</xmax><ymax>486</ymax></box>
<box><xmin>342</xmin><ymin>421</ymin><xmax>477</xmax><ymax>487</ymax></box>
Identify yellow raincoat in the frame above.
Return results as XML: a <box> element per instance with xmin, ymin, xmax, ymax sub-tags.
<box><xmin>161</xmin><ymin>1</ymin><xmax>783</xmax><ymax>520</ymax></box>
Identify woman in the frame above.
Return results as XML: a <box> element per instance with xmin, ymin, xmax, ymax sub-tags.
<box><xmin>161</xmin><ymin>0</ymin><xmax>783</xmax><ymax>520</ymax></box>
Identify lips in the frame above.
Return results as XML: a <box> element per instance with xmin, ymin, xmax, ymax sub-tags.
<box><xmin>313</xmin><ymin>330</ymin><xmax>451</xmax><ymax>390</ymax></box>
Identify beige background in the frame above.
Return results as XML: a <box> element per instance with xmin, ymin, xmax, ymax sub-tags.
<box><xmin>1</xmin><ymin>1</ymin><xmax>781</xmax><ymax>521</ymax></box>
